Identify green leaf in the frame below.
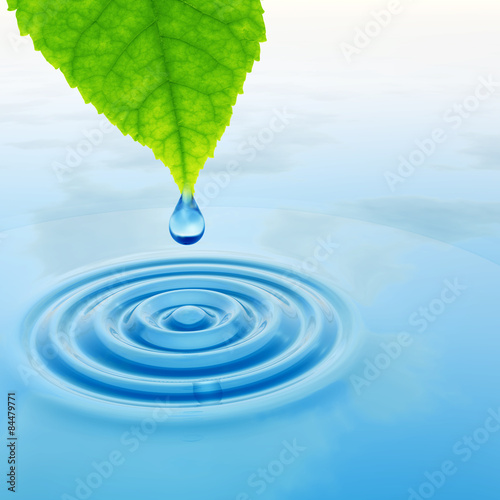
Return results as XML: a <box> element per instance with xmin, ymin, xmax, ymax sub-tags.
<box><xmin>7</xmin><ymin>0</ymin><xmax>266</xmax><ymax>192</ymax></box>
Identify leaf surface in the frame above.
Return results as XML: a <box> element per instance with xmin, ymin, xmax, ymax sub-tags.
<box><xmin>7</xmin><ymin>0</ymin><xmax>266</xmax><ymax>191</ymax></box>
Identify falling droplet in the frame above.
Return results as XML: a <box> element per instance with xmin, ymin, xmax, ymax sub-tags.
<box><xmin>169</xmin><ymin>187</ymin><xmax>205</xmax><ymax>245</ymax></box>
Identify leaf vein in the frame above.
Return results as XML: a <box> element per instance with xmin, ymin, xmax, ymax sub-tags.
<box><xmin>73</xmin><ymin>0</ymin><xmax>114</xmax><ymax>54</ymax></box>
<box><xmin>173</xmin><ymin>0</ymin><xmax>229</xmax><ymax>26</ymax></box>
<box><xmin>149</xmin><ymin>0</ymin><xmax>185</xmax><ymax>180</ymax></box>
<box><xmin>104</xmin><ymin>20</ymin><xmax>157</xmax><ymax>79</ymax></box>
<box><xmin>159</xmin><ymin>35</ymin><xmax>235</xmax><ymax>73</ymax></box>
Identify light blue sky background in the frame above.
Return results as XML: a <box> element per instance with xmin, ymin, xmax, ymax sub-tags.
<box><xmin>1</xmin><ymin>0</ymin><xmax>500</xmax><ymax>264</ymax></box>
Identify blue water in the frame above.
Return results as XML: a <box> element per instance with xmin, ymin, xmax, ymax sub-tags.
<box><xmin>1</xmin><ymin>207</ymin><xmax>499</xmax><ymax>500</ymax></box>
<box><xmin>169</xmin><ymin>189</ymin><xmax>205</xmax><ymax>245</ymax></box>
<box><xmin>24</xmin><ymin>256</ymin><xmax>351</xmax><ymax>406</ymax></box>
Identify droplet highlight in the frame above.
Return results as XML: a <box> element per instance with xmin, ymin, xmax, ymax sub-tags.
<box><xmin>169</xmin><ymin>188</ymin><xmax>205</xmax><ymax>245</ymax></box>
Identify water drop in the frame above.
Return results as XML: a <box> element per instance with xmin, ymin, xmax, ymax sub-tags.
<box><xmin>167</xmin><ymin>305</ymin><xmax>210</xmax><ymax>331</ymax></box>
<box><xmin>169</xmin><ymin>187</ymin><xmax>205</xmax><ymax>245</ymax></box>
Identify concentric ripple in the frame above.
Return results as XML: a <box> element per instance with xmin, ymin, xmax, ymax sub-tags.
<box><xmin>24</xmin><ymin>257</ymin><xmax>353</xmax><ymax>408</ymax></box>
